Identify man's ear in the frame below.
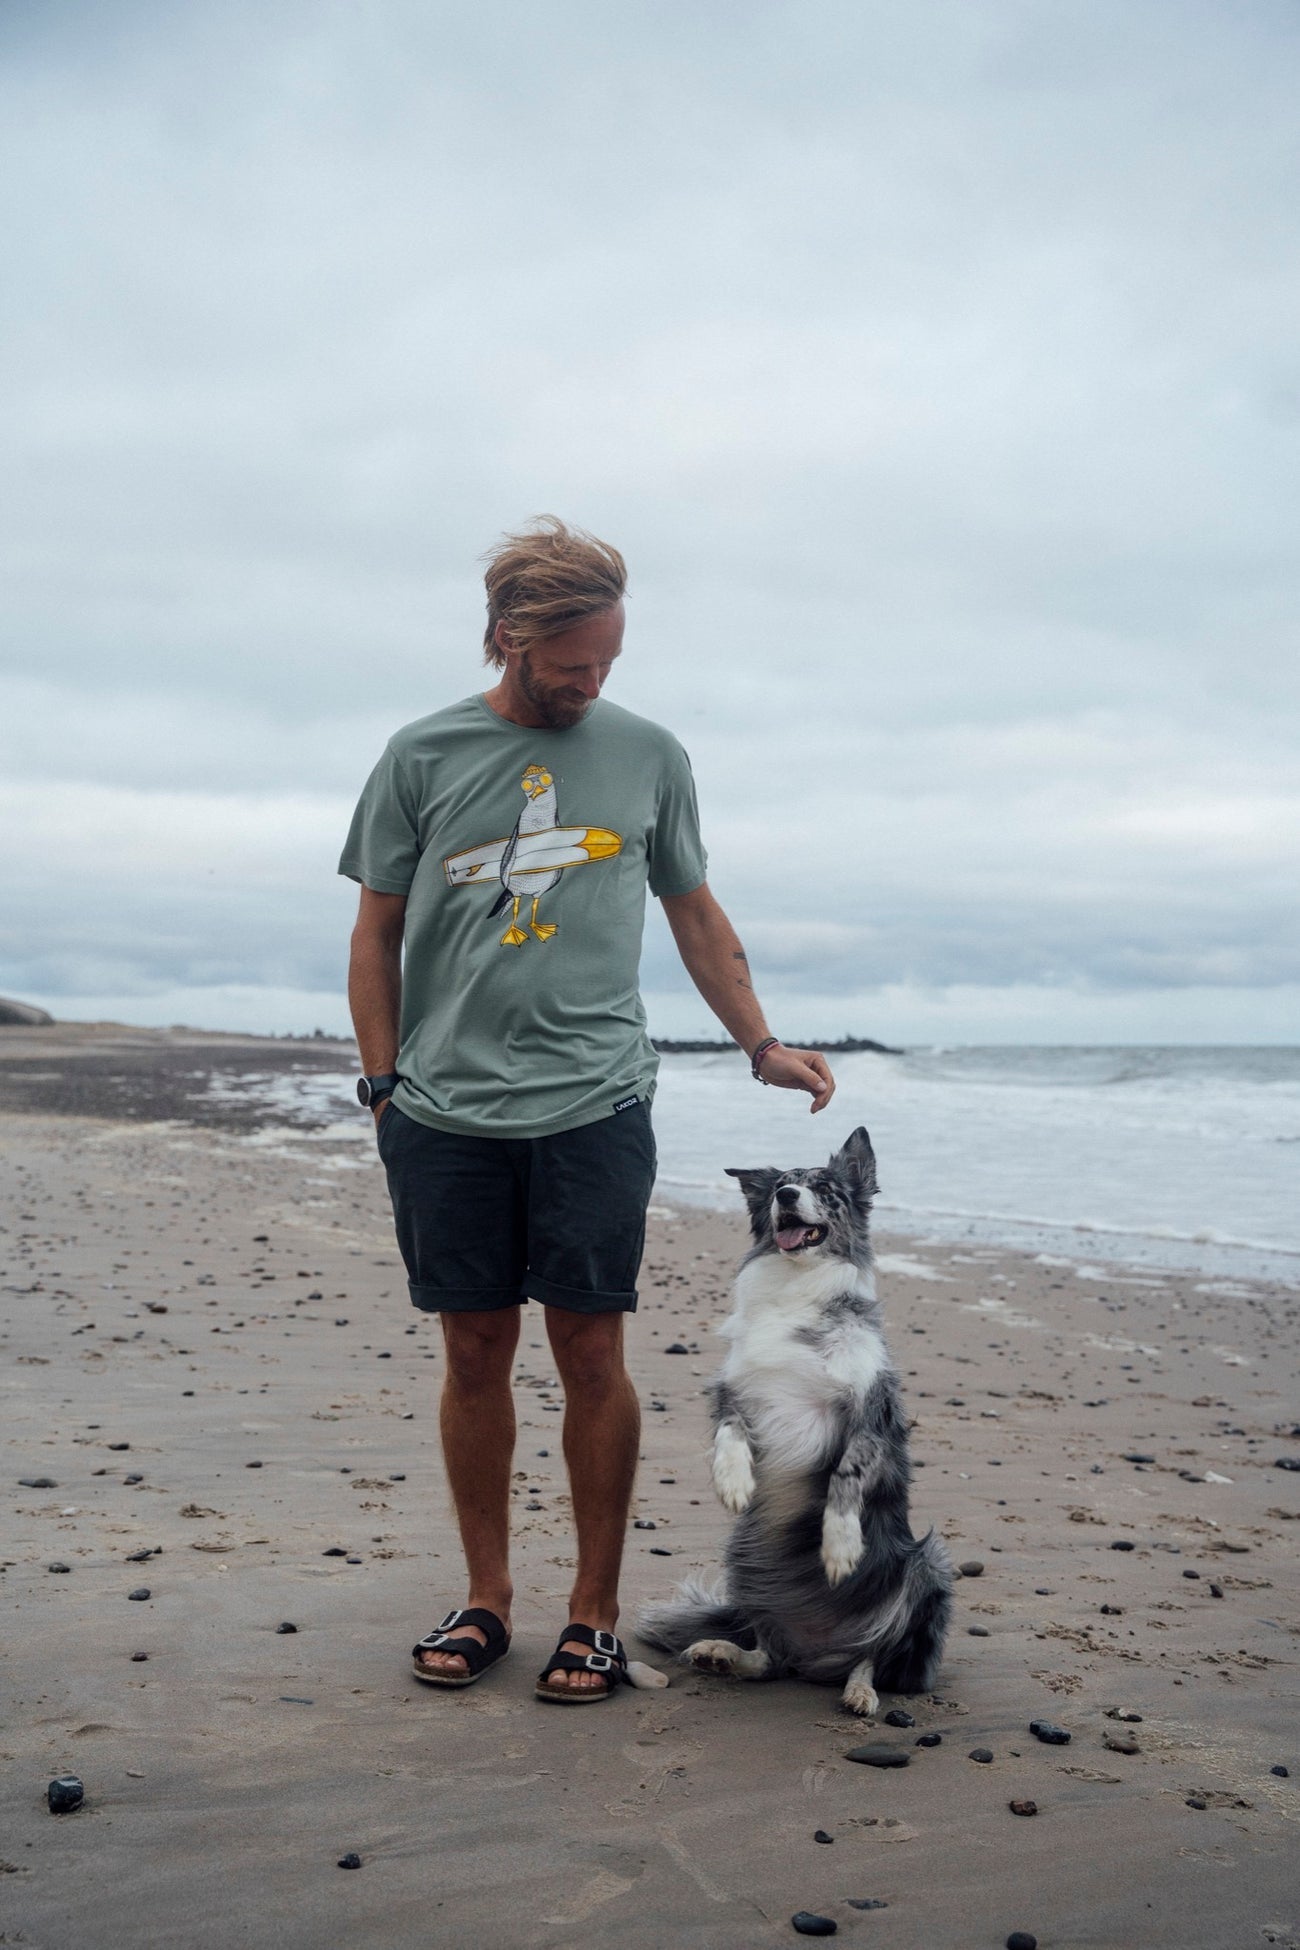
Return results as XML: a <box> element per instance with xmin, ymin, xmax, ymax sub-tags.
<box><xmin>831</xmin><ymin>1127</ymin><xmax>878</xmax><ymax>1199</ymax></box>
<box><xmin>724</xmin><ymin>1166</ymin><xmax>780</xmax><ymax>1211</ymax></box>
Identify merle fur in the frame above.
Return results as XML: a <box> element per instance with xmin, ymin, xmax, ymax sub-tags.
<box><xmin>639</xmin><ymin>1126</ymin><xmax>952</xmax><ymax>1698</ymax></box>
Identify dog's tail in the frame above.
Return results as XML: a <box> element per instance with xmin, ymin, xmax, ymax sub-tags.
<box><xmin>636</xmin><ymin>1577</ymin><xmax>751</xmax><ymax>1657</ymax></box>
<box><xmin>871</xmin><ymin>1528</ymin><xmax>953</xmax><ymax>1695</ymax></box>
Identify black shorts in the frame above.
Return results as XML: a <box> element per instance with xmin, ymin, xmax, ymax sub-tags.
<box><xmin>376</xmin><ymin>1099</ymin><xmax>657</xmax><ymax>1315</ymax></box>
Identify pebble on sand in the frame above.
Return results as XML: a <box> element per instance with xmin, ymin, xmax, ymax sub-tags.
<box><xmin>968</xmin><ymin>1625</ymin><xmax>990</xmax><ymax>1637</ymax></box>
<box><xmin>1110</xmin><ymin>1539</ymin><xmax>1136</xmax><ymax>1551</ymax></box>
<box><xmin>813</xmin><ymin>1829</ymin><xmax>834</xmax><ymax>1843</ymax></box>
<box><xmin>958</xmin><ymin>1559</ymin><xmax>984</xmax><ymax>1577</ymax></box>
<box><xmin>1006</xmin><ymin>1934</ymin><xmax>1038</xmax><ymax>1950</ymax></box>
<box><xmin>337</xmin><ymin>1852</ymin><xmax>362</xmax><ymax>1870</ymax></box>
<box><xmin>20</xmin><ymin>1476</ymin><xmax>57</xmax><ymax>1488</ymax></box>
<box><xmin>131</xmin><ymin>1652</ymin><xmax>148</xmax><ymax>1662</ymax></box>
<box><xmin>1029</xmin><ymin>1721</ymin><xmax>1070</xmax><ymax>1745</ymax></box>
<box><xmin>127</xmin><ymin>1587</ymin><xmax>151</xmax><ymax>1601</ymax></box>
<box><xmin>1105</xmin><ymin>1708</ymin><xmax>1142</xmax><ymax>1722</ymax></box>
<box><xmin>1274</xmin><ymin>1456</ymin><xmax>1300</xmax><ymax>1471</ymax></box>
<box><xmin>846</xmin><ymin>1744</ymin><xmax>909</xmax><ymax>1768</ymax></box>
<box><xmin>277</xmin><ymin>1622</ymin><xmax>298</xmax><ymax>1634</ymax></box>
<box><xmin>48</xmin><ymin>1562</ymin><xmax>71</xmax><ymax>1573</ymax></box>
<box><xmin>791</xmin><ymin>1915</ymin><xmax>837</xmax><ymax>1937</ymax></box>
<box><xmin>846</xmin><ymin>1900</ymin><xmax>888</xmax><ymax>1911</ymax></box>
<box><xmin>322</xmin><ymin>1547</ymin><xmax>348</xmax><ymax>1557</ymax></box>
<box><xmin>1186</xmin><ymin>1796</ymin><xmax>1208</xmax><ymax>1810</ymax></box>
<box><xmin>916</xmin><ymin>1732</ymin><xmax>942</xmax><ymax>1747</ymax></box>
<box><xmin>1270</xmin><ymin>1765</ymin><xmax>1289</xmax><ymax>1778</ymax></box>
<box><xmin>47</xmin><ymin>1775</ymin><xmax>84</xmax><ymax>1814</ymax></box>
<box><xmin>883</xmin><ymin>1709</ymin><xmax>915</xmax><ymax>1727</ymax></box>
<box><xmin>969</xmin><ymin>1748</ymin><xmax>995</xmax><ymax>1764</ymax></box>
<box><xmin>1009</xmin><ymin>1800</ymin><xmax>1038</xmax><ymax>1817</ymax></box>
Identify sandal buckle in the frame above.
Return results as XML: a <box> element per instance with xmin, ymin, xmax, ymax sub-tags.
<box><xmin>437</xmin><ymin>1609</ymin><xmax>463</xmax><ymax>1631</ymax></box>
<box><xmin>585</xmin><ymin>1653</ymin><xmax>613</xmax><ymax>1671</ymax></box>
<box><xmin>592</xmin><ymin>1630</ymin><xmax>620</xmax><ymax>1658</ymax></box>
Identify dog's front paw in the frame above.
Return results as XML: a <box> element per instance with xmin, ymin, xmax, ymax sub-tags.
<box><xmin>841</xmin><ymin>1675</ymin><xmax>879</xmax><ymax>1717</ymax></box>
<box><xmin>821</xmin><ymin>1510</ymin><xmax>864</xmax><ymax>1586</ymax></box>
<box><xmin>686</xmin><ymin>1638</ymin><xmax>742</xmax><ymax>1677</ymax></box>
<box><xmin>712</xmin><ymin>1427</ymin><xmax>756</xmax><ymax>1513</ymax></box>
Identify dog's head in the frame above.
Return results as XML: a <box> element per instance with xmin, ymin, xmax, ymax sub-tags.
<box><xmin>725</xmin><ymin>1126</ymin><xmax>877</xmax><ymax>1265</ymax></box>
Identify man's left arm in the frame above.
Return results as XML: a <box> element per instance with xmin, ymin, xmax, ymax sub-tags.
<box><xmin>660</xmin><ymin>882</ymin><xmax>834</xmax><ymax>1113</ymax></box>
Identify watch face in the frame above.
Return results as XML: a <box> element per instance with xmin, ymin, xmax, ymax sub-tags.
<box><xmin>356</xmin><ymin>1078</ymin><xmax>372</xmax><ymax>1107</ymax></box>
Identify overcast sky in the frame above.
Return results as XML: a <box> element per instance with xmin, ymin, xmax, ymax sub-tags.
<box><xmin>3</xmin><ymin>0</ymin><xmax>1298</xmax><ymax>1042</ymax></box>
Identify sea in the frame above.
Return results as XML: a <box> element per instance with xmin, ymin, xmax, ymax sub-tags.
<box><xmin>219</xmin><ymin>1044</ymin><xmax>1300</xmax><ymax>1287</ymax></box>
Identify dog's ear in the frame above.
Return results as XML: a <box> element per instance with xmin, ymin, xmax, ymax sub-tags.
<box><xmin>724</xmin><ymin>1165</ymin><xmax>780</xmax><ymax>1212</ymax></box>
<box><xmin>831</xmin><ymin>1127</ymin><xmax>878</xmax><ymax>1199</ymax></box>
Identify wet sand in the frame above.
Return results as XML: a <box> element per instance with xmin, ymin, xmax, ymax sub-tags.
<box><xmin>2</xmin><ymin>1026</ymin><xmax>1298</xmax><ymax>1949</ymax></box>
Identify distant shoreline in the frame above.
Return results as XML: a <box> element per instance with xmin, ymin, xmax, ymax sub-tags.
<box><xmin>650</xmin><ymin>1035</ymin><xmax>904</xmax><ymax>1055</ymax></box>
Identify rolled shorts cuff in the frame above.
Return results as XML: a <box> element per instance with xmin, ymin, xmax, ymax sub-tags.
<box><xmin>408</xmin><ymin>1281</ymin><xmax>523</xmax><ymax>1314</ymax></box>
<box><xmin>522</xmin><ymin>1272</ymin><xmax>638</xmax><ymax>1315</ymax></box>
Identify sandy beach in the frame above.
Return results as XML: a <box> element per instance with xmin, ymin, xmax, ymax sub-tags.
<box><xmin>2</xmin><ymin>1025</ymin><xmax>1298</xmax><ymax>1950</ymax></box>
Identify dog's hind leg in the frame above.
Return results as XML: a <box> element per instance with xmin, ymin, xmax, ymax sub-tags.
<box><xmin>685</xmin><ymin>1639</ymin><xmax>773</xmax><ymax>1680</ymax></box>
<box><xmin>841</xmin><ymin>1656</ymin><xmax>879</xmax><ymax>1718</ymax></box>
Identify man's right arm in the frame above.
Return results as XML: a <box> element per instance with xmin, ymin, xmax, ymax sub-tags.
<box><xmin>348</xmin><ymin>887</ymin><xmax>407</xmax><ymax>1118</ymax></box>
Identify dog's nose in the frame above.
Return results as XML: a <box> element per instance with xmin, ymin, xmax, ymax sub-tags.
<box><xmin>775</xmin><ymin>1185</ymin><xmax>801</xmax><ymax>1206</ymax></box>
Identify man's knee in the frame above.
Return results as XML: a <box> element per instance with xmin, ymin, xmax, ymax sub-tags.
<box><xmin>546</xmin><ymin>1309</ymin><xmax>627</xmax><ymax>1392</ymax></box>
<box><xmin>441</xmin><ymin>1308</ymin><xmax>519</xmax><ymax>1390</ymax></box>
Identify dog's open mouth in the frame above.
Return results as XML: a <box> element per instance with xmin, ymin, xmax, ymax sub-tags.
<box><xmin>775</xmin><ymin>1223</ymin><xmax>827</xmax><ymax>1254</ymax></box>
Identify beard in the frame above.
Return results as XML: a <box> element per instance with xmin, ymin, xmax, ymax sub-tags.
<box><xmin>516</xmin><ymin>653</ymin><xmax>593</xmax><ymax>729</ymax></box>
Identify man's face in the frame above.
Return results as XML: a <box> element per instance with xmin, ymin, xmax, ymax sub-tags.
<box><xmin>508</xmin><ymin>602</ymin><xmax>625</xmax><ymax>729</ymax></box>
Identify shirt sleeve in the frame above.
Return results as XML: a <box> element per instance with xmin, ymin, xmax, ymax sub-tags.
<box><xmin>647</xmin><ymin>739</ymin><xmax>708</xmax><ymax>898</ymax></box>
<box><xmin>337</xmin><ymin>743</ymin><xmax>421</xmax><ymax>894</ymax></box>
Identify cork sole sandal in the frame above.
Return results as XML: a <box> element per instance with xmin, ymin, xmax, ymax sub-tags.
<box><xmin>412</xmin><ymin>1607</ymin><xmax>510</xmax><ymax>1688</ymax></box>
<box><xmin>535</xmin><ymin>1624</ymin><xmax>632</xmax><ymax>1704</ymax></box>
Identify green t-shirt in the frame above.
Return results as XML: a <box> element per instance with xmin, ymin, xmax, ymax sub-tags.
<box><xmin>339</xmin><ymin>694</ymin><xmax>707</xmax><ymax>1138</ymax></box>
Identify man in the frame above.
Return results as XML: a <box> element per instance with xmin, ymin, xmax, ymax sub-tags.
<box><xmin>341</xmin><ymin>517</ymin><xmax>834</xmax><ymax>1702</ymax></box>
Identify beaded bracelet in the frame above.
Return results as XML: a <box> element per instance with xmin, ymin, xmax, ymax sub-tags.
<box><xmin>750</xmin><ymin>1036</ymin><xmax>780</xmax><ymax>1083</ymax></box>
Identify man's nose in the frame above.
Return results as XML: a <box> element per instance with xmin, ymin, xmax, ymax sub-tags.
<box><xmin>574</xmin><ymin>669</ymin><xmax>603</xmax><ymax>697</ymax></box>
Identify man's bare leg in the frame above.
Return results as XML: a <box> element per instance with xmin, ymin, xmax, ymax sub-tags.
<box><xmin>416</xmin><ymin>1307</ymin><xmax>520</xmax><ymax>1678</ymax></box>
<box><xmin>543</xmin><ymin>1308</ymin><xmax>640</xmax><ymax>1693</ymax></box>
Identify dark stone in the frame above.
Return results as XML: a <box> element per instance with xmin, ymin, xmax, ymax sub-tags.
<box><xmin>1182</xmin><ymin>1568</ymin><xmax>1201</xmax><ymax>1579</ymax></box>
<box><xmin>846</xmin><ymin>1744</ymin><xmax>909</xmax><ymax>1768</ymax></box>
<box><xmin>1110</xmin><ymin>1539</ymin><xmax>1135</xmax><ymax>1551</ymax></box>
<box><xmin>633</xmin><ymin>1519</ymin><xmax>657</xmax><ymax>1530</ymax></box>
<box><xmin>1271</xmin><ymin>1765</ymin><xmax>1289</xmax><ymax>1778</ymax></box>
<box><xmin>1099</xmin><ymin>1604</ymin><xmax>1124</xmax><ymax>1615</ymax></box>
<box><xmin>48</xmin><ymin>1562</ymin><xmax>71</xmax><ymax>1573</ymax></box>
<box><xmin>47</xmin><ymin>1775</ymin><xmax>84</xmax><ymax>1814</ymax></box>
<box><xmin>969</xmin><ymin>1748</ymin><xmax>994</xmax><ymax>1764</ymax></box>
<box><xmin>1029</xmin><ymin>1721</ymin><xmax>1070</xmax><ymax>1745</ymax></box>
<box><xmin>123</xmin><ymin>1473</ymin><xmax>144</xmax><ymax>1485</ymax></box>
<box><xmin>337</xmin><ymin>1852</ymin><xmax>362</xmax><ymax>1869</ymax></box>
<box><xmin>391</xmin><ymin>1473</ymin><xmax>405</xmax><ymax>1481</ymax></box>
<box><xmin>791</xmin><ymin>1915</ymin><xmax>837</xmax><ymax>1937</ymax></box>
<box><xmin>665</xmin><ymin>1343</ymin><xmax>690</xmax><ymax>1354</ymax></box>
<box><xmin>1006</xmin><ymin>1935</ymin><xmax>1038</xmax><ymax>1950</ymax></box>
<box><xmin>322</xmin><ymin>1547</ymin><xmax>347</xmax><ymax>1557</ymax></box>
<box><xmin>968</xmin><ymin>1625</ymin><xmax>990</xmax><ymax>1637</ymax></box>
<box><xmin>19</xmin><ymin>1476</ymin><xmax>56</xmax><ymax>1489</ymax></box>
<box><xmin>1209</xmin><ymin>1583</ymin><xmax>1224</xmax><ymax>1598</ymax></box>
<box><xmin>1274</xmin><ymin>1457</ymin><xmax>1300</xmax><ymax>1471</ymax></box>
<box><xmin>335</xmin><ymin>1319</ymin><xmax>348</xmax><ymax>1326</ymax></box>
<box><xmin>276</xmin><ymin>1622</ymin><xmax>298</xmax><ymax>1634</ymax></box>
<box><xmin>1186</xmin><ymin>1796</ymin><xmax>1207</xmax><ymax>1809</ymax></box>
<box><xmin>280</xmin><ymin>1695</ymin><xmax>314</xmax><ymax>1704</ymax></box>
<box><xmin>813</xmin><ymin>1828</ymin><xmax>834</xmax><ymax>1843</ymax></box>
<box><xmin>1106</xmin><ymin>1708</ymin><xmax>1142</xmax><ymax>1723</ymax></box>
<box><xmin>916</xmin><ymin>1732</ymin><xmax>942</xmax><ymax>1747</ymax></box>
<box><xmin>1009</xmin><ymin>1799</ymin><xmax>1037</xmax><ymax>1817</ymax></box>
<box><xmin>958</xmin><ymin>1560</ymin><xmax>984</xmax><ymax>1577</ymax></box>
<box><xmin>649</xmin><ymin>1546</ymin><xmax>672</xmax><ymax>1556</ymax></box>
<box><xmin>131</xmin><ymin>1652</ymin><xmax>148</xmax><ymax>1662</ymax></box>
<box><xmin>1122</xmin><ymin>1453</ymin><xmax>1155</xmax><ymax>1464</ymax></box>
<box><xmin>107</xmin><ymin>1443</ymin><xmax>131</xmax><ymax>1451</ymax></box>
<box><xmin>525</xmin><ymin>1501</ymin><xmax>542</xmax><ymax>1511</ymax></box>
<box><xmin>883</xmin><ymin>1709</ymin><xmax>915</xmax><ymax>1727</ymax></box>
<box><xmin>847</xmin><ymin>1900</ymin><xmax>888</xmax><ymax>1911</ymax></box>
<box><xmin>127</xmin><ymin>1585</ymin><xmax>152</xmax><ymax>1601</ymax></box>
<box><xmin>126</xmin><ymin>1549</ymin><xmax>152</xmax><ymax>1563</ymax></box>
<box><xmin>246</xmin><ymin>1460</ymin><xmax>263</xmax><ymax>1468</ymax></box>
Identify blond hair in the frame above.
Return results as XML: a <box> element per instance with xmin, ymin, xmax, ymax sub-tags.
<box><xmin>482</xmin><ymin>516</ymin><xmax>627</xmax><ymax>668</ymax></box>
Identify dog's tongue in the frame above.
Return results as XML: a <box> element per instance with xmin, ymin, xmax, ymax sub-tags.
<box><xmin>776</xmin><ymin>1224</ymin><xmax>813</xmax><ymax>1252</ymax></box>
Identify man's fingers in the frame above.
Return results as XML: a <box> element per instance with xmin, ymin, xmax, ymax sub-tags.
<box><xmin>764</xmin><ymin>1047</ymin><xmax>836</xmax><ymax>1112</ymax></box>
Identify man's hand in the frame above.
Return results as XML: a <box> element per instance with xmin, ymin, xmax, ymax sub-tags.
<box><xmin>756</xmin><ymin>1042</ymin><xmax>835</xmax><ymax>1114</ymax></box>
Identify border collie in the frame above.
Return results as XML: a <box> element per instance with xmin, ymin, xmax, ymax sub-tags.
<box><xmin>638</xmin><ymin>1127</ymin><xmax>951</xmax><ymax>1716</ymax></box>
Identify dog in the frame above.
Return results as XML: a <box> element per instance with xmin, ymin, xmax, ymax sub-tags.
<box><xmin>638</xmin><ymin>1126</ymin><xmax>951</xmax><ymax>1716</ymax></box>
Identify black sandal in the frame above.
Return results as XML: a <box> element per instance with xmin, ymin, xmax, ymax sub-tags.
<box><xmin>412</xmin><ymin>1607</ymin><xmax>511</xmax><ymax>1688</ymax></box>
<box><xmin>535</xmin><ymin>1624</ymin><xmax>633</xmax><ymax>1704</ymax></box>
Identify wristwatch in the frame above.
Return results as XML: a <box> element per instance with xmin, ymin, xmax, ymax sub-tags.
<box><xmin>356</xmin><ymin>1073</ymin><xmax>400</xmax><ymax>1109</ymax></box>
